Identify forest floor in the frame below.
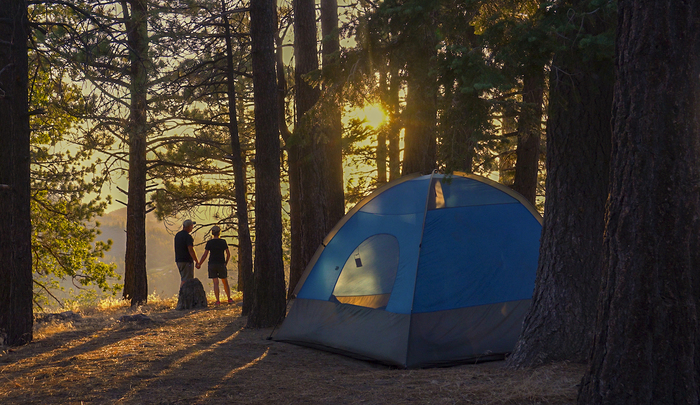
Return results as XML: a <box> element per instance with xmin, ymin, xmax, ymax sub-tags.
<box><xmin>0</xmin><ymin>296</ymin><xmax>585</xmax><ymax>404</ymax></box>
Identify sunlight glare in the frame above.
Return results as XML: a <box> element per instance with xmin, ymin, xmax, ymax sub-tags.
<box><xmin>348</xmin><ymin>105</ymin><xmax>387</xmax><ymax>129</ymax></box>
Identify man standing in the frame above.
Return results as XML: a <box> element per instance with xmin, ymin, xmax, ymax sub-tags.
<box><xmin>175</xmin><ymin>219</ymin><xmax>199</xmax><ymax>288</ymax></box>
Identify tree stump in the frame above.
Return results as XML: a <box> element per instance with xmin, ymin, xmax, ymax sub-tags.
<box><xmin>176</xmin><ymin>278</ymin><xmax>208</xmax><ymax>310</ymax></box>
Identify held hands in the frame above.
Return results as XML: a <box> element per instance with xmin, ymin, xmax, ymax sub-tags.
<box><xmin>195</xmin><ymin>261</ymin><xmax>201</xmax><ymax>269</ymax></box>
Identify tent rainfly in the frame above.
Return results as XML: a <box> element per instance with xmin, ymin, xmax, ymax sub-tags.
<box><xmin>274</xmin><ymin>172</ymin><xmax>543</xmax><ymax>368</ymax></box>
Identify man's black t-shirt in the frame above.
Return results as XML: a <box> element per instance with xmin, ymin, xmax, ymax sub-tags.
<box><xmin>205</xmin><ymin>238</ymin><xmax>228</xmax><ymax>264</ymax></box>
<box><xmin>174</xmin><ymin>230</ymin><xmax>194</xmax><ymax>262</ymax></box>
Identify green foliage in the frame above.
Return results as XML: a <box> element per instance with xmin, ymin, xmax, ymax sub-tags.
<box><xmin>28</xmin><ymin>26</ymin><xmax>120</xmax><ymax>307</ymax></box>
<box><xmin>145</xmin><ymin>0</ymin><xmax>256</xmax><ymax>239</ymax></box>
<box><xmin>343</xmin><ymin>118</ymin><xmax>377</xmax><ymax>165</ymax></box>
<box><xmin>338</xmin><ymin>0</ymin><xmax>611</xmax><ymax>189</ymax></box>
<box><xmin>31</xmin><ymin>191</ymin><xmax>120</xmax><ymax>303</ymax></box>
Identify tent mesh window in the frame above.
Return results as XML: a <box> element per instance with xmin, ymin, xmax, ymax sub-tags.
<box><xmin>331</xmin><ymin>234</ymin><xmax>399</xmax><ymax>309</ymax></box>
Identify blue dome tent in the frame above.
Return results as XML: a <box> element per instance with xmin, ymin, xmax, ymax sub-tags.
<box><xmin>274</xmin><ymin>172</ymin><xmax>543</xmax><ymax>368</ymax></box>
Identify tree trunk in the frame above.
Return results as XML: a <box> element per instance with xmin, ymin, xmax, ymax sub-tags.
<box><xmin>512</xmin><ymin>66</ymin><xmax>545</xmax><ymax>205</ymax></box>
<box><xmin>442</xmin><ymin>89</ymin><xmax>481</xmax><ymax>174</ymax></box>
<box><xmin>275</xmin><ymin>27</ymin><xmax>300</xmax><ymax>302</ymax></box>
<box><xmin>286</xmin><ymin>148</ymin><xmax>303</xmax><ymax>299</ymax></box>
<box><xmin>578</xmin><ymin>2</ymin><xmax>700</xmax><ymax>403</ymax></box>
<box><xmin>223</xmin><ymin>0</ymin><xmax>253</xmax><ymax>316</ymax></box>
<box><xmin>0</xmin><ymin>0</ymin><xmax>33</xmax><ymax>346</ymax></box>
<box><xmin>123</xmin><ymin>0</ymin><xmax>149</xmax><ymax>306</ymax></box>
<box><xmin>377</xmin><ymin>128</ymin><xmax>388</xmax><ymax>184</ymax></box>
<box><xmin>376</xmin><ymin>69</ymin><xmax>391</xmax><ymax>184</ymax></box>
<box><xmin>387</xmin><ymin>65</ymin><xmax>401</xmax><ymax>181</ymax></box>
<box><xmin>507</xmin><ymin>3</ymin><xmax>614</xmax><ymax>368</ymax></box>
<box><xmin>440</xmin><ymin>26</ymin><xmax>480</xmax><ymax>175</ymax></box>
<box><xmin>247</xmin><ymin>0</ymin><xmax>286</xmax><ymax>328</ymax></box>
<box><xmin>402</xmin><ymin>24</ymin><xmax>437</xmax><ymax>175</ymax></box>
<box><xmin>321</xmin><ymin>0</ymin><xmax>345</xmax><ymax>226</ymax></box>
<box><xmin>287</xmin><ymin>0</ymin><xmax>330</xmax><ymax>297</ymax></box>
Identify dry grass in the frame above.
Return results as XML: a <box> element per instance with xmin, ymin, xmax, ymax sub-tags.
<box><xmin>0</xmin><ymin>298</ymin><xmax>584</xmax><ymax>404</ymax></box>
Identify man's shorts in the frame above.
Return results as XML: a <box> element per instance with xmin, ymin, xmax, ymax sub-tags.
<box><xmin>177</xmin><ymin>262</ymin><xmax>194</xmax><ymax>281</ymax></box>
<box><xmin>208</xmin><ymin>263</ymin><xmax>227</xmax><ymax>279</ymax></box>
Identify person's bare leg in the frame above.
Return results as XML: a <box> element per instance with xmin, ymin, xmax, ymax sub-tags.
<box><xmin>213</xmin><ymin>278</ymin><xmax>220</xmax><ymax>303</ymax></box>
<box><xmin>221</xmin><ymin>278</ymin><xmax>231</xmax><ymax>301</ymax></box>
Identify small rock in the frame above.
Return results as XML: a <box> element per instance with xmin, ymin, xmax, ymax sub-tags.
<box><xmin>176</xmin><ymin>278</ymin><xmax>208</xmax><ymax>310</ymax></box>
<box><xmin>118</xmin><ymin>314</ymin><xmax>153</xmax><ymax>324</ymax></box>
<box><xmin>59</xmin><ymin>311</ymin><xmax>82</xmax><ymax>321</ymax></box>
<box><xmin>35</xmin><ymin>310</ymin><xmax>82</xmax><ymax>324</ymax></box>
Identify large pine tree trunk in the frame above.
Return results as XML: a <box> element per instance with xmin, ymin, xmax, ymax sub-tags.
<box><xmin>287</xmin><ymin>0</ymin><xmax>329</xmax><ymax>297</ymax></box>
<box><xmin>578</xmin><ymin>2</ymin><xmax>700</xmax><ymax>403</ymax></box>
<box><xmin>123</xmin><ymin>0</ymin><xmax>149</xmax><ymax>306</ymax></box>
<box><xmin>223</xmin><ymin>2</ymin><xmax>253</xmax><ymax>316</ymax></box>
<box><xmin>512</xmin><ymin>67</ymin><xmax>545</xmax><ymax>205</ymax></box>
<box><xmin>321</xmin><ymin>0</ymin><xmax>345</xmax><ymax>226</ymax></box>
<box><xmin>401</xmin><ymin>24</ymin><xmax>437</xmax><ymax>175</ymax></box>
<box><xmin>507</xmin><ymin>3</ymin><xmax>614</xmax><ymax>368</ymax></box>
<box><xmin>247</xmin><ymin>0</ymin><xmax>286</xmax><ymax>328</ymax></box>
<box><xmin>0</xmin><ymin>0</ymin><xmax>33</xmax><ymax>346</ymax></box>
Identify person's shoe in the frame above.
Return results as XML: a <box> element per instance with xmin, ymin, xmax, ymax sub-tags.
<box><xmin>214</xmin><ymin>301</ymin><xmax>220</xmax><ymax>307</ymax></box>
<box><xmin>227</xmin><ymin>298</ymin><xmax>234</xmax><ymax>304</ymax></box>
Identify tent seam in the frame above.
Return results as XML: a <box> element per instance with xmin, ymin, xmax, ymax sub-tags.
<box><xmin>404</xmin><ymin>170</ymin><xmax>437</xmax><ymax>367</ymax></box>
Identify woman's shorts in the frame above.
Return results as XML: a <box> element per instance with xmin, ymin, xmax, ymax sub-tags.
<box><xmin>208</xmin><ymin>263</ymin><xmax>227</xmax><ymax>279</ymax></box>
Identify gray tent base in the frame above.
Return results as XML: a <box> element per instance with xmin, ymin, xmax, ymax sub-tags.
<box><xmin>273</xmin><ymin>298</ymin><xmax>531</xmax><ymax>369</ymax></box>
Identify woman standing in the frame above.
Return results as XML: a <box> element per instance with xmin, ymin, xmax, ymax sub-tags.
<box><xmin>198</xmin><ymin>225</ymin><xmax>233</xmax><ymax>306</ymax></box>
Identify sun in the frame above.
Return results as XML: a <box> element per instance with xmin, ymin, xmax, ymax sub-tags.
<box><xmin>347</xmin><ymin>105</ymin><xmax>387</xmax><ymax>129</ymax></box>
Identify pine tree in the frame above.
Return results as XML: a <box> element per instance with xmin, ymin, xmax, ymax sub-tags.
<box><xmin>579</xmin><ymin>1</ymin><xmax>700</xmax><ymax>402</ymax></box>
<box><xmin>247</xmin><ymin>0</ymin><xmax>285</xmax><ymax>328</ymax></box>
<box><xmin>0</xmin><ymin>0</ymin><xmax>33</xmax><ymax>346</ymax></box>
<box><xmin>507</xmin><ymin>0</ymin><xmax>615</xmax><ymax>367</ymax></box>
<box><xmin>27</xmin><ymin>41</ymin><xmax>119</xmax><ymax>305</ymax></box>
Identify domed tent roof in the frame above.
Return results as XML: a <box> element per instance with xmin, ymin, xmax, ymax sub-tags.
<box><xmin>274</xmin><ymin>172</ymin><xmax>542</xmax><ymax>368</ymax></box>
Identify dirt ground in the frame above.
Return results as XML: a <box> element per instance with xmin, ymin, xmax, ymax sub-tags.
<box><xmin>0</xmin><ymin>299</ymin><xmax>585</xmax><ymax>404</ymax></box>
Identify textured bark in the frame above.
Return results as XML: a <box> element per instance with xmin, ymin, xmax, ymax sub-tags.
<box><xmin>122</xmin><ymin>0</ymin><xmax>149</xmax><ymax>306</ymax></box>
<box><xmin>287</xmin><ymin>0</ymin><xmax>329</xmax><ymax>297</ymax></box>
<box><xmin>0</xmin><ymin>0</ymin><xmax>33</xmax><ymax>346</ymax></box>
<box><xmin>578</xmin><ymin>2</ymin><xmax>700</xmax><ymax>404</ymax></box>
<box><xmin>401</xmin><ymin>24</ymin><xmax>437</xmax><ymax>175</ymax></box>
<box><xmin>512</xmin><ymin>67</ymin><xmax>545</xmax><ymax>205</ymax></box>
<box><xmin>321</xmin><ymin>0</ymin><xmax>345</xmax><ymax>226</ymax></box>
<box><xmin>223</xmin><ymin>2</ymin><xmax>253</xmax><ymax>316</ymax></box>
<box><xmin>286</xmin><ymin>147</ymin><xmax>303</xmax><ymax>299</ymax></box>
<box><xmin>247</xmin><ymin>0</ymin><xmax>286</xmax><ymax>328</ymax></box>
<box><xmin>507</xmin><ymin>4</ymin><xmax>614</xmax><ymax>368</ymax></box>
